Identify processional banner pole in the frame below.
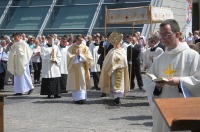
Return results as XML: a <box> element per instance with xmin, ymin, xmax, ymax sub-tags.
<box><xmin>104</xmin><ymin>6</ymin><xmax>107</xmax><ymax>59</ymax></box>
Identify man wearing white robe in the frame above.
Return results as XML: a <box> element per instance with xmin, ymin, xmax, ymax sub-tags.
<box><xmin>89</xmin><ymin>36</ymin><xmax>101</xmax><ymax>90</ymax></box>
<box><xmin>67</xmin><ymin>34</ymin><xmax>93</xmax><ymax>104</ymax></box>
<box><xmin>144</xmin><ymin>37</ymin><xmax>164</xmax><ymax>72</ymax></box>
<box><xmin>58</xmin><ymin>37</ymin><xmax>69</xmax><ymax>93</ymax></box>
<box><xmin>144</xmin><ymin>19</ymin><xmax>200</xmax><ymax>132</ymax></box>
<box><xmin>98</xmin><ymin>32</ymin><xmax>130</xmax><ymax>105</ymax></box>
<box><xmin>40</xmin><ymin>35</ymin><xmax>62</xmax><ymax>98</ymax></box>
<box><xmin>7</xmin><ymin>33</ymin><xmax>34</xmax><ymax>95</ymax></box>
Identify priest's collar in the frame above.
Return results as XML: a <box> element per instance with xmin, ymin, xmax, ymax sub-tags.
<box><xmin>165</xmin><ymin>42</ymin><xmax>189</xmax><ymax>54</ymax></box>
<box><xmin>74</xmin><ymin>43</ymin><xmax>83</xmax><ymax>47</ymax></box>
<box><xmin>60</xmin><ymin>45</ymin><xmax>66</xmax><ymax>48</ymax></box>
<box><xmin>131</xmin><ymin>43</ymin><xmax>137</xmax><ymax>48</ymax></box>
<box><xmin>150</xmin><ymin>43</ymin><xmax>159</xmax><ymax>51</ymax></box>
<box><xmin>15</xmin><ymin>39</ymin><xmax>23</xmax><ymax>45</ymax></box>
<box><xmin>47</xmin><ymin>43</ymin><xmax>52</xmax><ymax>47</ymax></box>
<box><xmin>94</xmin><ymin>43</ymin><xmax>98</xmax><ymax>46</ymax></box>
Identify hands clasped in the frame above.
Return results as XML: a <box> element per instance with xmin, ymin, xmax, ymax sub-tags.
<box><xmin>76</xmin><ymin>49</ymin><xmax>81</xmax><ymax>55</ymax></box>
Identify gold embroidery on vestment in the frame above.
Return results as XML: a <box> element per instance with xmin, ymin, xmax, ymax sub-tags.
<box><xmin>104</xmin><ymin>57</ymin><xmax>122</xmax><ymax>92</ymax></box>
<box><xmin>107</xmin><ymin>57</ymin><xmax>121</xmax><ymax>73</ymax></box>
<box><xmin>114</xmin><ymin>68</ymin><xmax>122</xmax><ymax>90</ymax></box>
<box><xmin>74</xmin><ymin>64</ymin><xmax>80</xmax><ymax>91</ymax></box>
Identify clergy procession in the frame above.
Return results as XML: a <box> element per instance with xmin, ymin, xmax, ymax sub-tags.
<box><xmin>1</xmin><ymin>19</ymin><xmax>200</xmax><ymax>132</ymax></box>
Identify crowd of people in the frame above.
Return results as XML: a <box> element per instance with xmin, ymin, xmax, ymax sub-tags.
<box><xmin>1</xmin><ymin>19</ymin><xmax>200</xmax><ymax>132</ymax></box>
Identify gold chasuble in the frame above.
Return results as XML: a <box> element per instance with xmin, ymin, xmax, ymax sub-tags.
<box><xmin>7</xmin><ymin>40</ymin><xmax>33</xmax><ymax>76</ymax></box>
<box><xmin>98</xmin><ymin>48</ymin><xmax>130</xmax><ymax>95</ymax></box>
<box><xmin>67</xmin><ymin>43</ymin><xmax>93</xmax><ymax>91</ymax></box>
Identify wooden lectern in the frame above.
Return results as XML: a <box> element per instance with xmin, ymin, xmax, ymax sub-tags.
<box><xmin>155</xmin><ymin>97</ymin><xmax>200</xmax><ymax>132</ymax></box>
<box><xmin>0</xmin><ymin>93</ymin><xmax>13</xmax><ymax>132</ymax></box>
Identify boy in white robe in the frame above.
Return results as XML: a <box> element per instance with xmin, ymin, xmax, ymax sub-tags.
<box><xmin>144</xmin><ymin>37</ymin><xmax>164</xmax><ymax>72</ymax></box>
<box><xmin>40</xmin><ymin>35</ymin><xmax>62</xmax><ymax>98</ymax></box>
<box><xmin>7</xmin><ymin>33</ymin><xmax>34</xmax><ymax>95</ymax></box>
<box><xmin>144</xmin><ymin>19</ymin><xmax>200</xmax><ymax>132</ymax></box>
<box><xmin>89</xmin><ymin>36</ymin><xmax>101</xmax><ymax>90</ymax></box>
<box><xmin>58</xmin><ymin>37</ymin><xmax>69</xmax><ymax>93</ymax></box>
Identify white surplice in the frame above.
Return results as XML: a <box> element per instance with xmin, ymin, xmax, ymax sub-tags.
<box><xmin>58</xmin><ymin>45</ymin><xmax>69</xmax><ymax>74</ymax></box>
<box><xmin>144</xmin><ymin>42</ymin><xmax>200</xmax><ymax>132</ymax></box>
<box><xmin>144</xmin><ymin>47</ymin><xmax>164</xmax><ymax>71</ymax></box>
<box><xmin>121</xmin><ymin>41</ymin><xmax>131</xmax><ymax>52</ymax></box>
<box><xmin>40</xmin><ymin>44</ymin><xmax>61</xmax><ymax>78</ymax></box>
<box><xmin>89</xmin><ymin>43</ymin><xmax>100</xmax><ymax>72</ymax></box>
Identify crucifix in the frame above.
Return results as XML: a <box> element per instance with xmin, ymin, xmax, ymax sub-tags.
<box><xmin>164</xmin><ymin>64</ymin><xmax>176</xmax><ymax>78</ymax></box>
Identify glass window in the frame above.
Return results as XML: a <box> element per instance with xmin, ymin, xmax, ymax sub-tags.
<box><xmin>0</xmin><ymin>0</ymin><xmax>9</xmax><ymax>7</ymax></box>
<box><xmin>48</xmin><ymin>5</ymin><xmax>97</xmax><ymax>29</ymax></box>
<box><xmin>6</xmin><ymin>7</ymin><xmax>48</xmax><ymax>30</ymax></box>
<box><xmin>57</xmin><ymin>0</ymin><xmax>100</xmax><ymax>5</ymax></box>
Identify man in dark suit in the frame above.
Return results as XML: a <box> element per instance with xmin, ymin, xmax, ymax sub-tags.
<box><xmin>127</xmin><ymin>36</ymin><xmax>143</xmax><ymax>90</ymax></box>
<box><xmin>97</xmin><ymin>33</ymin><xmax>113</xmax><ymax>96</ymax></box>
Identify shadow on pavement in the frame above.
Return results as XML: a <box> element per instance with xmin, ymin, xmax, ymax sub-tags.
<box><xmin>32</xmin><ymin>100</ymin><xmax>73</xmax><ymax>104</ymax></box>
<box><xmin>125</xmin><ymin>95</ymin><xmax>147</xmax><ymax>100</ymax></box>
<box><xmin>6</xmin><ymin>96</ymin><xmax>43</xmax><ymax>100</ymax></box>
<box><xmin>120</xmin><ymin>102</ymin><xmax>149</xmax><ymax>107</ymax></box>
<box><xmin>110</xmin><ymin>115</ymin><xmax>153</xmax><ymax>127</ymax></box>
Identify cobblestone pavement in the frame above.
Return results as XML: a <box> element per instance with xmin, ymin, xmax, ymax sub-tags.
<box><xmin>3</xmin><ymin>77</ymin><xmax>152</xmax><ymax>132</ymax></box>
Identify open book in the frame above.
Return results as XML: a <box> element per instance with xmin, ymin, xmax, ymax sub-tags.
<box><xmin>146</xmin><ymin>73</ymin><xmax>168</xmax><ymax>83</ymax></box>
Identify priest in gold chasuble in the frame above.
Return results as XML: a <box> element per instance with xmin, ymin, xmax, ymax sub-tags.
<box><xmin>67</xmin><ymin>34</ymin><xmax>93</xmax><ymax>104</ymax></box>
<box><xmin>98</xmin><ymin>32</ymin><xmax>130</xmax><ymax>105</ymax></box>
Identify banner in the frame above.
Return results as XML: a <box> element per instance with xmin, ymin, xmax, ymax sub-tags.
<box><xmin>106</xmin><ymin>6</ymin><xmax>174</xmax><ymax>24</ymax></box>
<box><xmin>106</xmin><ymin>6</ymin><xmax>150</xmax><ymax>24</ymax></box>
<box><xmin>185</xmin><ymin>0</ymin><xmax>192</xmax><ymax>36</ymax></box>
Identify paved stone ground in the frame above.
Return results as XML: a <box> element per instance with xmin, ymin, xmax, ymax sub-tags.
<box><xmin>3</xmin><ymin>77</ymin><xmax>152</xmax><ymax>132</ymax></box>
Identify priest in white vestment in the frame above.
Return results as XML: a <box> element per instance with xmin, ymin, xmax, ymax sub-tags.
<box><xmin>40</xmin><ymin>35</ymin><xmax>62</xmax><ymax>98</ymax></box>
<box><xmin>7</xmin><ymin>33</ymin><xmax>34</xmax><ymax>95</ymax></box>
<box><xmin>98</xmin><ymin>32</ymin><xmax>130</xmax><ymax>105</ymax></box>
<box><xmin>144</xmin><ymin>19</ymin><xmax>200</xmax><ymax>132</ymax></box>
<box><xmin>89</xmin><ymin>36</ymin><xmax>101</xmax><ymax>90</ymax></box>
<box><xmin>58</xmin><ymin>37</ymin><xmax>69</xmax><ymax>93</ymax></box>
<box><xmin>67</xmin><ymin>34</ymin><xmax>93</xmax><ymax>104</ymax></box>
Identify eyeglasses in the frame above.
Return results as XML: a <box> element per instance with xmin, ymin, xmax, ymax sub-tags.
<box><xmin>159</xmin><ymin>32</ymin><xmax>174</xmax><ymax>39</ymax></box>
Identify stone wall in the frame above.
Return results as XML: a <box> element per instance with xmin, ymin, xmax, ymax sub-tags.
<box><xmin>153</xmin><ymin>0</ymin><xmax>186</xmax><ymax>35</ymax></box>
